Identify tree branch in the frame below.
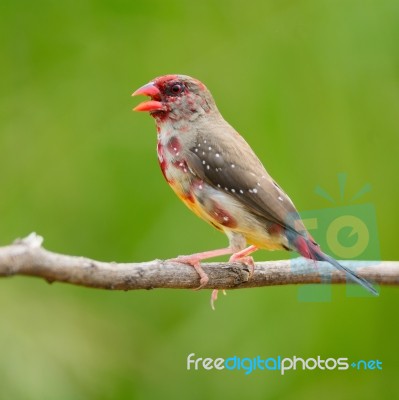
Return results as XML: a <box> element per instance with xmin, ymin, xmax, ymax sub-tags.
<box><xmin>0</xmin><ymin>233</ymin><xmax>398</xmax><ymax>291</ymax></box>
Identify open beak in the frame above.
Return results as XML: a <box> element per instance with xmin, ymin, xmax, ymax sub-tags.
<box><xmin>132</xmin><ymin>82</ymin><xmax>165</xmax><ymax>112</ymax></box>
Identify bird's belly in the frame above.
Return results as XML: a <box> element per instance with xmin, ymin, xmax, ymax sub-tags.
<box><xmin>245</xmin><ymin>231</ymin><xmax>286</xmax><ymax>251</ymax></box>
<box><xmin>190</xmin><ymin>182</ymin><xmax>288</xmax><ymax>249</ymax></box>
<box><xmin>162</xmin><ymin>161</ymin><xmax>287</xmax><ymax>251</ymax></box>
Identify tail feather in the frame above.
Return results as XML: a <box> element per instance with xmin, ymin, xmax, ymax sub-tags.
<box><xmin>293</xmin><ymin>235</ymin><xmax>378</xmax><ymax>296</ymax></box>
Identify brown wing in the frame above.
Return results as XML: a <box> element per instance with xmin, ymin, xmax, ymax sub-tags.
<box><xmin>185</xmin><ymin>127</ymin><xmax>307</xmax><ymax>236</ymax></box>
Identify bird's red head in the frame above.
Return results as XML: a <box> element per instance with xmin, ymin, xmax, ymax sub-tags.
<box><xmin>132</xmin><ymin>74</ymin><xmax>216</xmax><ymax>121</ymax></box>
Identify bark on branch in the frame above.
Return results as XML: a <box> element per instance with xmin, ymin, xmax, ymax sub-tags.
<box><xmin>0</xmin><ymin>233</ymin><xmax>398</xmax><ymax>291</ymax></box>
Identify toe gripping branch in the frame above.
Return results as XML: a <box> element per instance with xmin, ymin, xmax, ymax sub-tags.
<box><xmin>169</xmin><ymin>245</ymin><xmax>258</xmax><ymax>309</ymax></box>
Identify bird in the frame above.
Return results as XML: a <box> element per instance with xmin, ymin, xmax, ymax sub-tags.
<box><xmin>132</xmin><ymin>74</ymin><xmax>377</xmax><ymax>308</ymax></box>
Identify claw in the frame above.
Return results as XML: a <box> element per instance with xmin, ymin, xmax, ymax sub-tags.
<box><xmin>196</xmin><ymin>274</ymin><xmax>209</xmax><ymax>290</ymax></box>
<box><xmin>211</xmin><ymin>289</ymin><xmax>219</xmax><ymax>310</ymax></box>
<box><xmin>210</xmin><ymin>289</ymin><xmax>228</xmax><ymax>310</ymax></box>
<box><xmin>168</xmin><ymin>255</ymin><xmax>209</xmax><ymax>290</ymax></box>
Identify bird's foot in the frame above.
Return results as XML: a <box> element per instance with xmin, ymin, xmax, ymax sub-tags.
<box><xmin>210</xmin><ymin>246</ymin><xmax>257</xmax><ymax>309</ymax></box>
<box><xmin>168</xmin><ymin>247</ymin><xmax>233</xmax><ymax>291</ymax></box>
<box><xmin>229</xmin><ymin>254</ymin><xmax>255</xmax><ymax>278</ymax></box>
<box><xmin>169</xmin><ymin>246</ymin><xmax>256</xmax><ymax>309</ymax></box>
<box><xmin>169</xmin><ymin>255</ymin><xmax>209</xmax><ymax>289</ymax></box>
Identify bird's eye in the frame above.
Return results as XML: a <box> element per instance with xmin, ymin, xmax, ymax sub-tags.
<box><xmin>168</xmin><ymin>83</ymin><xmax>184</xmax><ymax>96</ymax></box>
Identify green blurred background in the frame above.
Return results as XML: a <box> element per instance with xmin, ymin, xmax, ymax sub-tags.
<box><xmin>1</xmin><ymin>0</ymin><xmax>398</xmax><ymax>399</ymax></box>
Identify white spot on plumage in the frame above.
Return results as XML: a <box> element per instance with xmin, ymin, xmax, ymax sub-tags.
<box><xmin>179</xmin><ymin>162</ymin><xmax>184</xmax><ymax>167</ymax></box>
<box><xmin>223</xmin><ymin>216</ymin><xmax>229</xmax><ymax>222</ymax></box>
<box><xmin>202</xmin><ymin>160</ymin><xmax>206</xmax><ymax>165</ymax></box>
<box><xmin>253</xmin><ymin>188</ymin><xmax>258</xmax><ymax>194</ymax></box>
<box><xmin>231</xmin><ymin>164</ymin><xmax>235</xmax><ymax>168</ymax></box>
<box><xmin>199</xmin><ymin>185</ymin><xmax>203</xmax><ymax>190</ymax></box>
<box><xmin>202</xmin><ymin>151</ymin><xmax>205</xmax><ymax>155</ymax></box>
<box><xmin>206</xmin><ymin>165</ymin><xmax>210</xmax><ymax>170</ymax></box>
<box><xmin>239</xmin><ymin>190</ymin><xmax>244</xmax><ymax>194</ymax></box>
<box><xmin>216</xmin><ymin>153</ymin><xmax>220</xmax><ymax>158</ymax></box>
<box><xmin>176</xmin><ymin>152</ymin><xmax>179</xmax><ymax>156</ymax></box>
<box><xmin>195</xmin><ymin>148</ymin><xmax>198</xmax><ymax>152</ymax></box>
<box><xmin>257</xmin><ymin>182</ymin><xmax>261</xmax><ymax>187</ymax></box>
<box><xmin>224</xmin><ymin>187</ymin><xmax>228</xmax><ymax>191</ymax></box>
<box><xmin>204</xmin><ymin>140</ymin><xmax>207</xmax><ymax>143</ymax></box>
<box><xmin>249</xmin><ymin>189</ymin><xmax>253</xmax><ymax>193</ymax></box>
<box><xmin>217</xmin><ymin>184</ymin><xmax>221</xmax><ymax>188</ymax></box>
<box><xmin>208</xmin><ymin>146</ymin><xmax>212</xmax><ymax>151</ymax></box>
<box><xmin>231</xmin><ymin>189</ymin><xmax>236</xmax><ymax>193</ymax></box>
<box><xmin>198</xmin><ymin>143</ymin><xmax>201</xmax><ymax>147</ymax></box>
<box><xmin>278</xmin><ymin>196</ymin><xmax>284</xmax><ymax>201</ymax></box>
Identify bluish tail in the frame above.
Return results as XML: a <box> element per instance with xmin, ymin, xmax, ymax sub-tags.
<box><xmin>291</xmin><ymin>234</ymin><xmax>378</xmax><ymax>296</ymax></box>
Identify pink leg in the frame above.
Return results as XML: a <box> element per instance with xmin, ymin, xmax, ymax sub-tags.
<box><xmin>169</xmin><ymin>247</ymin><xmax>234</xmax><ymax>289</ymax></box>
<box><xmin>229</xmin><ymin>245</ymin><xmax>258</xmax><ymax>278</ymax></box>
<box><xmin>170</xmin><ymin>245</ymin><xmax>258</xmax><ymax>309</ymax></box>
<box><xmin>230</xmin><ymin>245</ymin><xmax>258</xmax><ymax>259</ymax></box>
<box><xmin>211</xmin><ymin>245</ymin><xmax>258</xmax><ymax>310</ymax></box>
